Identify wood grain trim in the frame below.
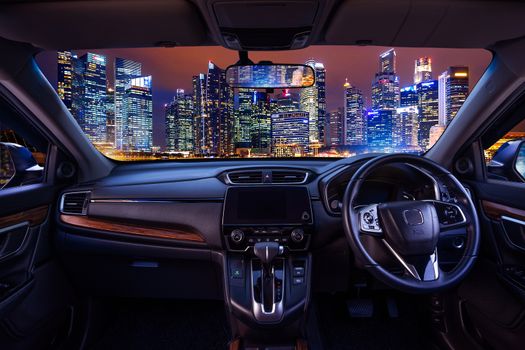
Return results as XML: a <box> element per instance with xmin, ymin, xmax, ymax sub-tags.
<box><xmin>0</xmin><ymin>205</ymin><xmax>48</xmax><ymax>229</ymax></box>
<box><xmin>60</xmin><ymin>214</ymin><xmax>205</xmax><ymax>243</ymax></box>
<box><xmin>482</xmin><ymin>200</ymin><xmax>525</xmax><ymax>222</ymax></box>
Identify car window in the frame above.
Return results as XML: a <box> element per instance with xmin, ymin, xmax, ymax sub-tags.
<box><xmin>36</xmin><ymin>47</ymin><xmax>490</xmax><ymax>161</ymax></box>
<box><xmin>0</xmin><ymin>112</ymin><xmax>47</xmax><ymax>189</ymax></box>
<box><xmin>485</xmin><ymin>120</ymin><xmax>525</xmax><ymax>182</ymax></box>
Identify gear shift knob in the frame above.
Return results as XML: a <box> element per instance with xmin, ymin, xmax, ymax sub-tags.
<box><xmin>253</xmin><ymin>242</ymin><xmax>283</xmax><ymax>265</ymax></box>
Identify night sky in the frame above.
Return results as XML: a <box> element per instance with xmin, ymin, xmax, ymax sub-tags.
<box><xmin>36</xmin><ymin>46</ymin><xmax>492</xmax><ymax>148</ymax></box>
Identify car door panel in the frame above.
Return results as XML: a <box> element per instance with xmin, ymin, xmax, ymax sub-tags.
<box><xmin>456</xmin><ymin>180</ymin><xmax>525</xmax><ymax>349</ymax></box>
<box><xmin>0</xmin><ymin>183</ymin><xmax>75</xmax><ymax>349</ymax></box>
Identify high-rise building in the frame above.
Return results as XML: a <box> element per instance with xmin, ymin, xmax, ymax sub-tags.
<box><xmin>400</xmin><ymin>85</ymin><xmax>418</xmax><ymax>107</ymax></box>
<box><xmin>69</xmin><ymin>53</ymin><xmax>107</xmax><ymax>144</ymax></box>
<box><xmin>271</xmin><ymin>111</ymin><xmax>309</xmax><ymax>157</ymax></box>
<box><xmin>192</xmin><ymin>73</ymin><xmax>208</xmax><ymax>155</ymax></box>
<box><xmin>250</xmin><ymin>92</ymin><xmax>271</xmax><ymax>154</ymax></box>
<box><xmin>166</xmin><ymin>89</ymin><xmax>194</xmax><ymax>153</ymax></box>
<box><xmin>57</xmin><ymin>51</ymin><xmax>74</xmax><ymax>111</ymax></box>
<box><xmin>273</xmin><ymin>90</ymin><xmax>301</xmax><ymax>113</ymax></box>
<box><xmin>327</xmin><ymin>107</ymin><xmax>344</xmax><ymax>146</ymax></box>
<box><xmin>105</xmin><ymin>87</ymin><xmax>115</xmax><ymax>145</ymax></box>
<box><xmin>122</xmin><ymin>76</ymin><xmax>153</xmax><ymax>151</ymax></box>
<box><xmin>372</xmin><ymin>49</ymin><xmax>399</xmax><ymax>110</ymax></box>
<box><xmin>396</xmin><ymin>85</ymin><xmax>419</xmax><ymax>149</ymax></box>
<box><xmin>445</xmin><ymin>66</ymin><xmax>469</xmax><ymax>125</ymax></box>
<box><xmin>379</xmin><ymin>48</ymin><xmax>396</xmax><ymax>74</ymax></box>
<box><xmin>414</xmin><ymin>57</ymin><xmax>432</xmax><ymax>84</ymax></box>
<box><xmin>235</xmin><ymin>88</ymin><xmax>255</xmax><ymax>148</ymax></box>
<box><xmin>343</xmin><ymin>79</ymin><xmax>366</xmax><ymax>145</ymax></box>
<box><xmin>114</xmin><ymin>58</ymin><xmax>142</xmax><ymax>149</ymax></box>
<box><xmin>416</xmin><ymin>80</ymin><xmax>439</xmax><ymax>150</ymax></box>
<box><xmin>394</xmin><ymin>106</ymin><xmax>419</xmax><ymax>148</ymax></box>
<box><xmin>438</xmin><ymin>71</ymin><xmax>448</xmax><ymax>126</ymax></box>
<box><xmin>206</xmin><ymin>61</ymin><xmax>233</xmax><ymax>156</ymax></box>
<box><xmin>367</xmin><ymin>110</ymin><xmax>393</xmax><ymax>149</ymax></box>
<box><xmin>300</xmin><ymin>59</ymin><xmax>326</xmax><ymax>145</ymax></box>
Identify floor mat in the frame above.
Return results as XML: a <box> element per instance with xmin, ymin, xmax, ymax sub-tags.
<box><xmin>89</xmin><ymin>299</ymin><xmax>230</xmax><ymax>350</ymax></box>
<box><xmin>316</xmin><ymin>293</ymin><xmax>430</xmax><ymax>350</ymax></box>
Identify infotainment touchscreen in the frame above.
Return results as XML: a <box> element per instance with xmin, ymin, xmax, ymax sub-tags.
<box><xmin>223</xmin><ymin>187</ymin><xmax>312</xmax><ymax>225</ymax></box>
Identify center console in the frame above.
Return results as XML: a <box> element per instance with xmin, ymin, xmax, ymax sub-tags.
<box><xmin>223</xmin><ymin>186</ymin><xmax>312</xmax><ymax>343</ymax></box>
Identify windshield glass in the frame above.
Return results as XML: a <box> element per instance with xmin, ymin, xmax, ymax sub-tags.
<box><xmin>36</xmin><ymin>46</ymin><xmax>491</xmax><ymax>161</ymax></box>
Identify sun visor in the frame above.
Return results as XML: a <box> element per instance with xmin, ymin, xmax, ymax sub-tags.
<box><xmin>0</xmin><ymin>0</ymin><xmax>207</xmax><ymax>50</ymax></box>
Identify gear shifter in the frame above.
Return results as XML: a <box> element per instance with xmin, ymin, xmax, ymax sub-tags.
<box><xmin>253</xmin><ymin>242</ymin><xmax>283</xmax><ymax>312</ymax></box>
<box><xmin>253</xmin><ymin>242</ymin><xmax>282</xmax><ymax>274</ymax></box>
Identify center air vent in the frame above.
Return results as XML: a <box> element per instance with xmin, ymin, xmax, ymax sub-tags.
<box><xmin>271</xmin><ymin>170</ymin><xmax>308</xmax><ymax>183</ymax></box>
<box><xmin>225</xmin><ymin>169</ymin><xmax>309</xmax><ymax>184</ymax></box>
<box><xmin>60</xmin><ymin>191</ymin><xmax>90</xmax><ymax>215</ymax></box>
<box><xmin>227</xmin><ymin>171</ymin><xmax>264</xmax><ymax>184</ymax></box>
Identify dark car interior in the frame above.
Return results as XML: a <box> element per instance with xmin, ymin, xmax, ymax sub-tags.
<box><xmin>1</xmin><ymin>1</ymin><xmax>525</xmax><ymax>349</ymax></box>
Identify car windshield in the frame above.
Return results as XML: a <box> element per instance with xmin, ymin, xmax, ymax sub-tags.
<box><xmin>36</xmin><ymin>46</ymin><xmax>491</xmax><ymax>161</ymax></box>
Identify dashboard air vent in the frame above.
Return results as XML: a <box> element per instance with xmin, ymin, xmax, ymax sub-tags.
<box><xmin>271</xmin><ymin>170</ymin><xmax>308</xmax><ymax>184</ymax></box>
<box><xmin>60</xmin><ymin>191</ymin><xmax>90</xmax><ymax>215</ymax></box>
<box><xmin>227</xmin><ymin>171</ymin><xmax>263</xmax><ymax>184</ymax></box>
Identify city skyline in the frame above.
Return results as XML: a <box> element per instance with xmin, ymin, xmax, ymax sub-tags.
<box><xmin>37</xmin><ymin>46</ymin><xmax>491</xmax><ymax>148</ymax></box>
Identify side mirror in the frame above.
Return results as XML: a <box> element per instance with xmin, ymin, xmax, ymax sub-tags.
<box><xmin>0</xmin><ymin>142</ymin><xmax>43</xmax><ymax>188</ymax></box>
<box><xmin>487</xmin><ymin>139</ymin><xmax>525</xmax><ymax>182</ymax></box>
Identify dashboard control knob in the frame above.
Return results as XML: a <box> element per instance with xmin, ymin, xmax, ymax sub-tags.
<box><xmin>290</xmin><ymin>228</ymin><xmax>305</xmax><ymax>243</ymax></box>
<box><xmin>230</xmin><ymin>229</ymin><xmax>244</xmax><ymax>243</ymax></box>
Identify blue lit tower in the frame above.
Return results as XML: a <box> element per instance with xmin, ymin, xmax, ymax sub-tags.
<box><xmin>114</xmin><ymin>58</ymin><xmax>142</xmax><ymax>150</ymax></box>
<box><xmin>271</xmin><ymin>111</ymin><xmax>309</xmax><ymax>157</ymax></box>
<box><xmin>72</xmin><ymin>53</ymin><xmax>107</xmax><ymax>144</ymax></box>
<box><xmin>368</xmin><ymin>48</ymin><xmax>399</xmax><ymax>150</ymax></box>
<box><xmin>122</xmin><ymin>76</ymin><xmax>153</xmax><ymax>151</ymax></box>
<box><xmin>395</xmin><ymin>85</ymin><xmax>419</xmax><ymax>149</ymax></box>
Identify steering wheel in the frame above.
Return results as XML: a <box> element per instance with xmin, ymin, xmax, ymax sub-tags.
<box><xmin>342</xmin><ymin>154</ymin><xmax>480</xmax><ymax>293</ymax></box>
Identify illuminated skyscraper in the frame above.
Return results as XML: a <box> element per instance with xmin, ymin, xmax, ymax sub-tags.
<box><xmin>372</xmin><ymin>49</ymin><xmax>399</xmax><ymax>110</ymax></box>
<box><xmin>271</xmin><ymin>111</ymin><xmax>309</xmax><ymax>157</ymax></box>
<box><xmin>57</xmin><ymin>51</ymin><xmax>74</xmax><ymax>111</ymax></box>
<box><xmin>417</xmin><ymin>80</ymin><xmax>439</xmax><ymax>150</ymax></box>
<box><xmin>438</xmin><ymin>71</ymin><xmax>448</xmax><ymax>125</ymax></box>
<box><xmin>166</xmin><ymin>89</ymin><xmax>194</xmax><ymax>153</ymax></box>
<box><xmin>70</xmin><ymin>53</ymin><xmax>107</xmax><ymax>144</ymax></box>
<box><xmin>300</xmin><ymin>59</ymin><xmax>326</xmax><ymax>145</ymax></box>
<box><xmin>327</xmin><ymin>107</ymin><xmax>344</xmax><ymax>146</ymax></box>
<box><xmin>367</xmin><ymin>110</ymin><xmax>393</xmax><ymax>149</ymax></box>
<box><xmin>114</xmin><ymin>58</ymin><xmax>142</xmax><ymax>149</ymax></box>
<box><xmin>343</xmin><ymin>79</ymin><xmax>366</xmax><ymax>145</ymax></box>
<box><xmin>414</xmin><ymin>57</ymin><xmax>432</xmax><ymax>84</ymax></box>
<box><xmin>192</xmin><ymin>73</ymin><xmax>208</xmax><ymax>155</ymax></box>
<box><xmin>105</xmin><ymin>87</ymin><xmax>115</xmax><ymax>145</ymax></box>
<box><xmin>250</xmin><ymin>92</ymin><xmax>271</xmax><ymax>154</ymax></box>
<box><xmin>395</xmin><ymin>85</ymin><xmax>419</xmax><ymax>149</ymax></box>
<box><xmin>206</xmin><ymin>61</ymin><xmax>233</xmax><ymax>155</ymax></box>
<box><xmin>122</xmin><ymin>76</ymin><xmax>153</xmax><ymax>151</ymax></box>
<box><xmin>235</xmin><ymin>88</ymin><xmax>255</xmax><ymax>148</ymax></box>
<box><xmin>379</xmin><ymin>48</ymin><xmax>396</xmax><ymax>74</ymax></box>
<box><xmin>445</xmin><ymin>67</ymin><xmax>469</xmax><ymax>125</ymax></box>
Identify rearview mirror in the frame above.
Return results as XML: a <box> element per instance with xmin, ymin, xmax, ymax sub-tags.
<box><xmin>225</xmin><ymin>64</ymin><xmax>315</xmax><ymax>89</ymax></box>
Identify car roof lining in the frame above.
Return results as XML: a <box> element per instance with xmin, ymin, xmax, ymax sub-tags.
<box><xmin>1</xmin><ymin>0</ymin><xmax>525</xmax><ymax>51</ymax></box>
